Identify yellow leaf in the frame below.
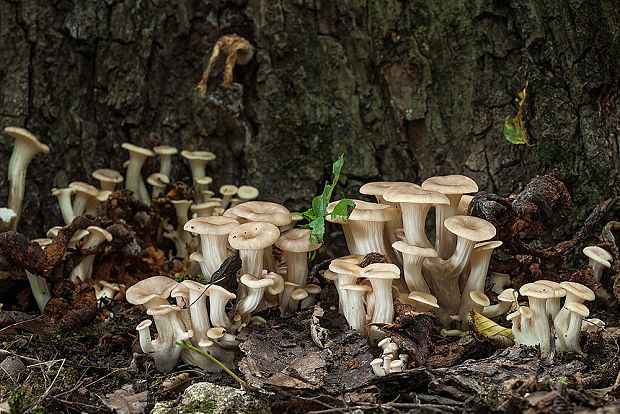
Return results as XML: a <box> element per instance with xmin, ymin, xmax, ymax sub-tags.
<box><xmin>470</xmin><ymin>311</ymin><xmax>514</xmax><ymax>340</ymax></box>
<box><xmin>503</xmin><ymin>83</ymin><xmax>529</xmax><ymax>145</ymax></box>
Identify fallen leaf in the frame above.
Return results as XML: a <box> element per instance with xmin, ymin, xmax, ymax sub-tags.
<box><xmin>101</xmin><ymin>384</ymin><xmax>148</xmax><ymax>414</ymax></box>
<box><xmin>470</xmin><ymin>311</ymin><xmax>514</xmax><ymax>340</ymax></box>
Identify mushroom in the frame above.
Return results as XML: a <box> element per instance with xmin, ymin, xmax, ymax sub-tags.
<box><xmin>83</xmin><ymin>189</ymin><xmax>112</xmax><ymax>216</ymax></box>
<box><xmin>228</xmin><ymin>221</ymin><xmax>280</xmax><ymax>278</ymax></box>
<box><xmin>51</xmin><ymin>187</ymin><xmax>76</xmax><ymax>225</ymax></box>
<box><xmin>561</xmin><ymin>302</ymin><xmax>590</xmax><ymax>353</ymax></box>
<box><xmin>4</xmin><ymin>127</ymin><xmax>50</xmax><ymax>231</ymax></box>
<box><xmin>206</xmin><ymin>285</ymin><xmax>236</xmax><ymax>330</ymax></box>
<box><xmin>360</xmin><ymin>263</ymin><xmax>400</xmax><ymax>343</ymax></box>
<box><xmin>392</xmin><ymin>240</ymin><xmax>437</xmax><ymax>293</ymax></box>
<box><xmin>121</xmin><ymin>143</ymin><xmax>154</xmax><ymax>205</ymax></box>
<box><xmin>482</xmin><ymin>288</ymin><xmax>517</xmax><ymax>318</ymax></box>
<box><xmin>163</xmin><ymin>199</ymin><xmax>193</xmax><ymax>258</ymax></box>
<box><xmin>326</xmin><ymin>199</ymin><xmax>399</xmax><ymax>263</ymax></box>
<box><xmin>288</xmin><ymin>287</ymin><xmax>308</xmax><ymax>314</ymax></box>
<box><xmin>340</xmin><ymin>283</ymin><xmax>371</xmax><ymax>336</ymax></box>
<box><xmin>423</xmin><ymin>216</ymin><xmax>496</xmax><ymax>325</ymax></box>
<box><xmin>583</xmin><ymin>246</ymin><xmax>614</xmax><ymax>302</ymax></box>
<box><xmin>147</xmin><ymin>173</ymin><xmax>170</xmax><ymax>200</ymax></box>
<box><xmin>69</xmin><ymin>226</ymin><xmax>113</xmax><ymax>284</ymax></box>
<box><xmin>457</xmin><ymin>195</ymin><xmax>474</xmax><ymax>216</ymax></box>
<box><xmin>390</xmin><ymin>359</ymin><xmax>404</xmax><ymax>373</ymax></box>
<box><xmin>207</xmin><ymin>327</ymin><xmax>239</xmax><ymax>348</ymax></box>
<box><xmin>279</xmin><ymin>281</ymin><xmax>300</xmax><ymax>316</ymax></box>
<box><xmin>554</xmin><ymin>282</ymin><xmax>595</xmax><ymax>351</ymax></box>
<box><xmin>534</xmin><ymin>280</ymin><xmax>567</xmax><ymax>319</ymax></box>
<box><xmin>329</xmin><ymin>259</ymin><xmax>363</xmax><ymax>313</ymax></box>
<box><xmin>181</xmin><ymin>150</ymin><xmax>216</xmax><ymax>180</ymax></box>
<box><xmin>370</xmin><ymin>358</ymin><xmax>386</xmax><ymax>376</ymax></box>
<box><xmin>69</xmin><ymin>181</ymin><xmax>100</xmax><ymax>217</ymax></box>
<box><xmin>219</xmin><ymin>185</ymin><xmax>238</xmax><ymax>210</ymax></box>
<box><xmin>0</xmin><ymin>208</ymin><xmax>17</xmax><ymax>232</ymax></box>
<box><xmin>489</xmin><ymin>272</ymin><xmax>511</xmax><ymax>294</ymax></box>
<box><xmin>508</xmin><ymin>305</ymin><xmax>536</xmax><ymax>347</ymax></box>
<box><xmin>236</xmin><ymin>185</ymin><xmax>259</xmax><ymax>204</ymax></box>
<box><xmin>582</xmin><ymin>318</ymin><xmax>605</xmax><ymax>332</ymax></box>
<box><xmin>125</xmin><ymin>276</ymin><xmax>178</xmax><ymax>310</ymax></box>
<box><xmin>184</xmin><ymin>216</ymin><xmax>239</xmax><ymax>281</ymax></box>
<box><xmin>421</xmin><ymin>175</ymin><xmax>478</xmax><ymax>259</ymax></box>
<box><xmin>153</xmin><ymin>145</ymin><xmax>178</xmax><ymax>177</ymax></box>
<box><xmin>457</xmin><ymin>240</ymin><xmax>502</xmax><ymax>327</ymax></box>
<box><xmin>191</xmin><ymin>200</ymin><xmax>221</xmax><ymax>217</ymax></box>
<box><xmin>383</xmin><ymin>184</ymin><xmax>449</xmax><ymax>249</ymax></box>
<box><xmin>94</xmin><ymin>280</ymin><xmax>121</xmax><ymax>301</ymax></box>
<box><xmin>276</xmin><ymin>228</ymin><xmax>322</xmax><ymax>288</ymax></box>
<box><xmin>301</xmin><ymin>284</ymin><xmax>322</xmax><ymax>309</ymax></box>
<box><xmin>92</xmin><ymin>168</ymin><xmax>123</xmax><ymax>191</ymax></box>
<box><xmin>144</xmin><ymin>304</ymin><xmax>194</xmax><ymax>372</ymax></box>
<box><xmin>236</xmin><ymin>274</ymin><xmax>274</xmax><ymax>317</ymax></box>
<box><xmin>519</xmin><ymin>283</ymin><xmax>555</xmax><ymax>357</ymax></box>
<box><xmin>407</xmin><ymin>291</ymin><xmax>440</xmax><ymax>312</ymax></box>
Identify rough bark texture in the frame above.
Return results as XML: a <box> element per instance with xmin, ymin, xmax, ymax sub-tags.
<box><xmin>0</xmin><ymin>0</ymin><xmax>618</xmax><ymax>239</ymax></box>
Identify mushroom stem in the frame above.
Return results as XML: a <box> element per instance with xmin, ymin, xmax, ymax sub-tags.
<box><xmin>52</xmin><ymin>188</ymin><xmax>76</xmax><ymax>225</ymax></box>
<box><xmin>25</xmin><ymin>270</ymin><xmax>51</xmax><ymax>313</ymax></box>
<box><xmin>433</xmin><ymin>195</ymin><xmax>460</xmax><ymax>259</ymax></box>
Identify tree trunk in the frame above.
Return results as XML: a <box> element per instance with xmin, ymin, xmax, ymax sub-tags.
<box><xmin>0</xmin><ymin>0</ymin><xmax>618</xmax><ymax>239</ymax></box>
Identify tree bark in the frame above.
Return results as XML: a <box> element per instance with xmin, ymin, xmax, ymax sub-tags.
<box><xmin>0</xmin><ymin>0</ymin><xmax>617</xmax><ymax>239</ymax></box>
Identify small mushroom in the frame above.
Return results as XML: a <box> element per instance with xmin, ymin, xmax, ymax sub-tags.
<box><xmin>92</xmin><ymin>168</ymin><xmax>123</xmax><ymax>191</ymax></box>
<box><xmin>153</xmin><ymin>145</ymin><xmax>178</xmax><ymax>176</ymax></box>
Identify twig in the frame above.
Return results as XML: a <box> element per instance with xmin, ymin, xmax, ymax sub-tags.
<box><xmin>0</xmin><ymin>349</ymin><xmax>41</xmax><ymax>365</ymax></box>
<box><xmin>307</xmin><ymin>402</ymin><xmax>462</xmax><ymax>413</ymax></box>
<box><xmin>24</xmin><ymin>358</ymin><xmax>65</xmax><ymax>414</ymax></box>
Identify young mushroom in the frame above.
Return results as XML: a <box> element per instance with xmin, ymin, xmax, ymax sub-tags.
<box><xmin>360</xmin><ymin>263</ymin><xmax>400</xmax><ymax>344</ymax></box>
<box><xmin>153</xmin><ymin>145</ymin><xmax>178</xmax><ymax>177</ymax></box>
<box><xmin>92</xmin><ymin>168</ymin><xmax>124</xmax><ymax>191</ymax></box>
<box><xmin>125</xmin><ymin>276</ymin><xmax>178</xmax><ymax>310</ymax></box>
<box><xmin>69</xmin><ymin>181</ymin><xmax>100</xmax><ymax>217</ymax></box>
<box><xmin>181</xmin><ymin>150</ymin><xmax>216</xmax><ymax>180</ymax></box>
<box><xmin>122</xmin><ymin>143</ymin><xmax>155</xmax><ymax>205</ymax></box>
<box><xmin>69</xmin><ymin>226</ymin><xmax>113</xmax><ymax>284</ymax></box>
<box><xmin>275</xmin><ymin>228</ymin><xmax>322</xmax><ymax>288</ymax></box>
<box><xmin>228</xmin><ymin>221</ymin><xmax>280</xmax><ymax>279</ymax></box>
<box><xmin>51</xmin><ymin>187</ymin><xmax>76</xmax><ymax>225</ymax></box>
<box><xmin>392</xmin><ymin>241</ymin><xmax>437</xmax><ymax>292</ymax></box>
<box><xmin>340</xmin><ymin>283</ymin><xmax>372</xmax><ymax>336</ymax></box>
<box><xmin>219</xmin><ymin>185</ymin><xmax>238</xmax><ymax>210</ymax></box>
<box><xmin>4</xmin><ymin>127</ymin><xmax>50</xmax><ymax>231</ymax></box>
<box><xmin>147</xmin><ymin>173</ymin><xmax>170</xmax><ymax>200</ymax></box>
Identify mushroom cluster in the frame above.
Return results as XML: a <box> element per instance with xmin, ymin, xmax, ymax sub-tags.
<box><xmin>508</xmin><ymin>280</ymin><xmax>595</xmax><ymax>356</ymax></box>
<box><xmin>327</xmin><ymin>176</ymin><xmax>500</xmax><ymax>333</ymax></box>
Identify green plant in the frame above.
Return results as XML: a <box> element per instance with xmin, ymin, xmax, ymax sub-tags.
<box><xmin>293</xmin><ymin>154</ymin><xmax>355</xmax><ymax>246</ymax></box>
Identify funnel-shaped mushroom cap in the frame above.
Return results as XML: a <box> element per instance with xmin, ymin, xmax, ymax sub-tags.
<box><xmin>225</xmin><ymin>201</ymin><xmax>291</xmax><ymax>226</ymax></box>
<box><xmin>195</xmin><ymin>176</ymin><xmax>213</xmax><ymax>186</ymax></box>
<box><xmin>304</xmin><ymin>284</ymin><xmax>322</xmax><ymax>295</ymax></box>
<box><xmin>228</xmin><ymin>221</ymin><xmax>280</xmax><ymax>250</ymax></box>
<box><xmin>125</xmin><ymin>276</ymin><xmax>178</xmax><ymax>306</ymax></box>
<box><xmin>4</xmin><ymin>127</ymin><xmax>50</xmax><ymax>154</ymax></box>
<box><xmin>86</xmin><ymin>225</ymin><xmax>113</xmax><ymax>242</ymax></box>
<box><xmin>290</xmin><ymin>288</ymin><xmax>309</xmax><ymax>301</ymax></box>
<box><xmin>534</xmin><ymin>280</ymin><xmax>566</xmax><ymax>298</ymax></box>
<box><xmin>341</xmin><ymin>283</ymin><xmax>371</xmax><ymax>293</ymax></box>
<box><xmin>583</xmin><ymin>246</ymin><xmax>613</xmax><ymax>267</ymax></box>
<box><xmin>240</xmin><ymin>273</ymin><xmax>275</xmax><ymax>289</ymax></box>
<box><xmin>207</xmin><ymin>285</ymin><xmax>236</xmax><ymax>300</ymax></box>
<box><xmin>276</xmin><ymin>228</ymin><xmax>322</xmax><ymax>252</ymax></box>
<box><xmin>473</xmin><ymin>240</ymin><xmax>503</xmax><ymax>252</ymax></box>
<box><xmin>359</xmin><ymin>181</ymin><xmax>417</xmax><ymax>196</ymax></box>
<box><xmin>153</xmin><ymin>145</ymin><xmax>178</xmax><ymax>156</ymax></box>
<box><xmin>147</xmin><ymin>173</ymin><xmax>170</xmax><ymax>187</ymax></box>
<box><xmin>69</xmin><ymin>181</ymin><xmax>100</xmax><ymax>198</ymax></box>
<box><xmin>182</xmin><ymin>279</ymin><xmax>209</xmax><ymax>294</ymax></box>
<box><xmin>237</xmin><ymin>185</ymin><xmax>259</xmax><ymax>200</ymax></box>
<box><xmin>392</xmin><ymin>241</ymin><xmax>438</xmax><ymax>257</ymax></box>
<box><xmin>181</xmin><ymin>150</ymin><xmax>216</xmax><ymax>162</ymax></box>
<box><xmin>219</xmin><ymin>185</ymin><xmax>238</xmax><ymax>197</ymax></box>
<box><xmin>506</xmin><ymin>310</ymin><xmax>521</xmax><ymax>322</ymax></box>
<box><xmin>265</xmin><ymin>272</ymin><xmax>285</xmax><ymax>295</ymax></box>
<box><xmin>444</xmin><ymin>216</ymin><xmax>496</xmax><ymax>242</ymax></box>
<box><xmin>189</xmin><ymin>251</ymin><xmax>204</xmax><ymax>263</ymax></box>
<box><xmin>329</xmin><ymin>259</ymin><xmax>363</xmax><ymax>275</ymax></box>
<box><xmin>92</xmin><ymin>169</ymin><xmax>123</xmax><ymax>185</ymax></box>
<box><xmin>469</xmin><ymin>291</ymin><xmax>490</xmax><ymax>307</ymax></box>
<box><xmin>565</xmin><ymin>302</ymin><xmax>590</xmax><ymax>318</ymax></box>
<box><xmin>408</xmin><ymin>291</ymin><xmax>440</xmax><ymax>308</ymax></box>
<box><xmin>122</xmin><ymin>142</ymin><xmax>155</xmax><ymax>157</ymax></box>
<box><xmin>383</xmin><ymin>185</ymin><xmax>450</xmax><ymax>206</ymax></box>
<box><xmin>146</xmin><ymin>304</ymin><xmax>181</xmax><ymax>316</ymax></box>
<box><xmin>497</xmin><ymin>288</ymin><xmax>518</xmax><ymax>302</ymax></box>
<box><xmin>184</xmin><ymin>216</ymin><xmax>239</xmax><ymax>235</ymax></box>
<box><xmin>207</xmin><ymin>327</ymin><xmax>226</xmax><ymax>340</ymax></box>
<box><xmin>421</xmin><ymin>175</ymin><xmax>478</xmax><ymax>195</ymax></box>
<box><xmin>361</xmin><ymin>263</ymin><xmax>400</xmax><ymax>276</ymax></box>
<box><xmin>519</xmin><ymin>306</ymin><xmax>535</xmax><ymax>319</ymax></box>
<box><xmin>519</xmin><ymin>283</ymin><xmax>556</xmax><ymax>299</ymax></box>
<box><xmin>326</xmin><ymin>199</ymin><xmax>397</xmax><ymax>224</ymax></box>
<box><xmin>559</xmin><ymin>282</ymin><xmax>595</xmax><ymax>301</ymax></box>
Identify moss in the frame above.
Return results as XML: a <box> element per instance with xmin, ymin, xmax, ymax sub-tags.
<box><xmin>111</xmin><ymin>370</ymin><xmax>134</xmax><ymax>389</ymax></box>
<box><xmin>536</xmin><ymin>137</ymin><xmax>564</xmax><ymax>166</ymax></box>
<box><xmin>8</xmin><ymin>389</ymin><xmax>43</xmax><ymax>414</ymax></box>
<box><xmin>182</xmin><ymin>395</ymin><xmax>217</xmax><ymax>413</ymax></box>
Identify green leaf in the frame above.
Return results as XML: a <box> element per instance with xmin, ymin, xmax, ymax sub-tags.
<box><xmin>503</xmin><ymin>117</ymin><xmax>528</xmax><ymax>145</ymax></box>
<box><xmin>309</xmin><ymin>217</ymin><xmax>325</xmax><ymax>244</ymax></box>
<box><xmin>330</xmin><ymin>199</ymin><xmax>355</xmax><ymax>221</ymax></box>
<box><xmin>327</xmin><ymin>154</ymin><xmax>345</xmax><ymax>202</ymax></box>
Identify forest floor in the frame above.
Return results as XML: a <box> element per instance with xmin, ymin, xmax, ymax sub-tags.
<box><xmin>1</xmin><ymin>282</ymin><xmax>620</xmax><ymax>413</ymax></box>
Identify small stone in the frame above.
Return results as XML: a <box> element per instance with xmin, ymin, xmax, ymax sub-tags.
<box><xmin>0</xmin><ymin>356</ymin><xmax>26</xmax><ymax>378</ymax></box>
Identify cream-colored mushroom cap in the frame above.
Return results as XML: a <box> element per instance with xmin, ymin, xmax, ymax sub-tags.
<box><xmin>191</xmin><ymin>200</ymin><xmax>221</xmax><ymax>213</ymax></box>
<box><xmin>86</xmin><ymin>225</ymin><xmax>113</xmax><ymax>242</ymax></box>
<box><xmin>341</xmin><ymin>283</ymin><xmax>371</xmax><ymax>293</ymax></box>
<box><xmin>383</xmin><ymin>184</ymin><xmax>450</xmax><ymax>206</ymax></box>
<box><xmin>497</xmin><ymin>288</ymin><xmax>518</xmax><ymax>302</ymax></box>
<box><xmin>92</xmin><ymin>169</ymin><xmax>123</xmax><ymax>185</ymax></box>
<box><xmin>153</xmin><ymin>145</ymin><xmax>178</xmax><ymax>156</ymax></box>
<box><xmin>394</xmin><ymin>228</ymin><xmax>406</xmax><ymax>241</ymax></box>
<box><xmin>33</xmin><ymin>238</ymin><xmax>53</xmax><ymax>247</ymax></box>
<box><xmin>184</xmin><ymin>216</ymin><xmax>239</xmax><ymax>235</ymax></box>
<box><xmin>207</xmin><ymin>285</ymin><xmax>236</xmax><ymax>301</ymax></box>
<box><xmin>392</xmin><ymin>241</ymin><xmax>438</xmax><ymax>258</ymax></box>
<box><xmin>473</xmin><ymin>240</ymin><xmax>503</xmax><ymax>252</ymax></box>
<box><xmin>329</xmin><ymin>260</ymin><xmax>363</xmax><ymax>276</ymax></box>
<box><xmin>96</xmin><ymin>190</ymin><xmax>113</xmax><ymax>202</ymax></box>
<box><xmin>583</xmin><ymin>246</ymin><xmax>612</xmax><ymax>268</ymax></box>
<box><xmin>125</xmin><ymin>276</ymin><xmax>178</xmax><ymax>306</ymax></box>
<box><xmin>444</xmin><ymin>216</ymin><xmax>496</xmax><ymax>242</ymax></box>
<box><xmin>421</xmin><ymin>175</ymin><xmax>478</xmax><ymax>195</ymax></box>
<box><xmin>195</xmin><ymin>176</ymin><xmax>213</xmax><ymax>186</ymax></box>
<box><xmin>237</xmin><ymin>185</ymin><xmax>259</xmax><ymax>200</ymax></box>
<box><xmin>361</xmin><ymin>269</ymin><xmax>400</xmax><ymax>280</ymax></box>
<box><xmin>240</xmin><ymin>273</ymin><xmax>275</xmax><ymax>289</ymax></box>
<box><xmin>189</xmin><ymin>251</ymin><xmax>204</xmax><ymax>263</ymax></box>
<box><xmin>264</xmin><ymin>272</ymin><xmax>285</xmax><ymax>295</ymax></box>
<box><xmin>182</xmin><ymin>279</ymin><xmax>209</xmax><ymax>294</ymax></box>
<box><xmin>519</xmin><ymin>283</ymin><xmax>556</xmax><ymax>299</ymax></box>
<box><xmin>565</xmin><ymin>302</ymin><xmax>590</xmax><ymax>318</ymax></box>
<box><xmin>225</xmin><ymin>201</ymin><xmax>292</xmax><ymax>226</ymax></box>
<box><xmin>360</xmin><ymin>263</ymin><xmax>400</xmax><ymax>276</ymax></box>
<box><xmin>276</xmin><ymin>228</ymin><xmax>322</xmax><ymax>252</ymax></box>
<box><xmin>323</xmin><ymin>269</ymin><xmax>338</xmax><ymax>281</ymax></box>
<box><xmin>147</xmin><ymin>173</ymin><xmax>170</xmax><ymax>187</ymax></box>
<box><xmin>408</xmin><ymin>291</ymin><xmax>440</xmax><ymax>308</ymax></box>
<box><xmin>470</xmin><ymin>291</ymin><xmax>490</xmax><ymax>307</ymax></box>
<box><xmin>359</xmin><ymin>181</ymin><xmax>417</xmax><ymax>196</ymax></box>
<box><xmin>136</xmin><ymin>319</ymin><xmax>152</xmax><ymax>330</ymax></box>
<box><xmin>171</xmin><ymin>282</ymin><xmax>190</xmax><ymax>303</ymax></box>
<box><xmin>46</xmin><ymin>226</ymin><xmax>63</xmax><ymax>238</ymax></box>
<box><xmin>325</xmin><ymin>199</ymin><xmax>398</xmax><ymax>224</ymax></box>
<box><xmin>181</xmin><ymin>150</ymin><xmax>216</xmax><ymax>162</ymax></box>
<box><xmin>69</xmin><ymin>181</ymin><xmax>100</xmax><ymax>198</ymax></box>
<box><xmin>290</xmin><ymin>288</ymin><xmax>309</xmax><ymax>301</ymax></box>
<box><xmin>4</xmin><ymin>127</ymin><xmax>50</xmax><ymax>153</ymax></box>
<box><xmin>121</xmin><ymin>142</ymin><xmax>155</xmax><ymax>157</ymax></box>
<box><xmin>304</xmin><ymin>284</ymin><xmax>322</xmax><ymax>295</ymax></box>
<box><xmin>559</xmin><ymin>282</ymin><xmax>595</xmax><ymax>301</ymax></box>
<box><xmin>219</xmin><ymin>184</ymin><xmax>238</xmax><ymax>197</ymax></box>
<box><xmin>71</xmin><ymin>229</ymin><xmax>90</xmax><ymax>243</ymax></box>
<box><xmin>506</xmin><ymin>310</ymin><xmax>521</xmax><ymax>322</ymax></box>
<box><xmin>198</xmin><ymin>339</ymin><xmax>214</xmax><ymax>348</ymax></box>
<box><xmin>207</xmin><ymin>327</ymin><xmax>226</xmax><ymax>340</ymax></box>
<box><xmin>458</xmin><ymin>195</ymin><xmax>474</xmax><ymax>215</ymax></box>
<box><xmin>228</xmin><ymin>221</ymin><xmax>280</xmax><ymax>250</ymax></box>
<box><xmin>534</xmin><ymin>280</ymin><xmax>566</xmax><ymax>298</ymax></box>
